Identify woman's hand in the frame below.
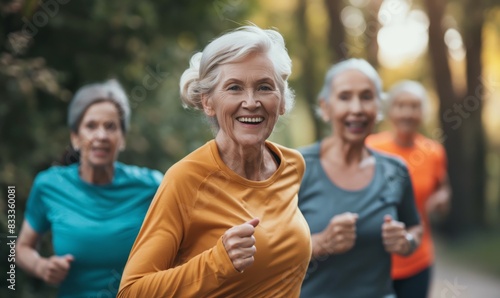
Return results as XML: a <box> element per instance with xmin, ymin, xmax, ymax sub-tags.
<box><xmin>17</xmin><ymin>221</ymin><xmax>74</xmax><ymax>285</ymax></box>
<box><xmin>312</xmin><ymin>212</ymin><xmax>358</xmax><ymax>257</ymax></box>
<box><xmin>426</xmin><ymin>187</ymin><xmax>450</xmax><ymax>216</ymax></box>
<box><xmin>36</xmin><ymin>254</ymin><xmax>74</xmax><ymax>285</ymax></box>
<box><xmin>426</xmin><ymin>175</ymin><xmax>452</xmax><ymax>217</ymax></box>
<box><xmin>222</xmin><ymin>218</ymin><xmax>260</xmax><ymax>273</ymax></box>
<box><xmin>381</xmin><ymin>215</ymin><xmax>411</xmax><ymax>255</ymax></box>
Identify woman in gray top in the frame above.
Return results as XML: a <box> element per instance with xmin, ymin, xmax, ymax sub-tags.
<box><xmin>298</xmin><ymin>58</ymin><xmax>422</xmax><ymax>298</ymax></box>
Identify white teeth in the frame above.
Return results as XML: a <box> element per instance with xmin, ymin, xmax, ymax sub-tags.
<box><xmin>346</xmin><ymin>122</ymin><xmax>364</xmax><ymax>128</ymax></box>
<box><xmin>238</xmin><ymin>117</ymin><xmax>263</xmax><ymax>123</ymax></box>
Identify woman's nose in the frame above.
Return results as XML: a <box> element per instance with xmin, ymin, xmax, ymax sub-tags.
<box><xmin>95</xmin><ymin>127</ymin><xmax>108</xmax><ymax>139</ymax></box>
<box><xmin>242</xmin><ymin>91</ymin><xmax>260</xmax><ymax>110</ymax></box>
<box><xmin>349</xmin><ymin>98</ymin><xmax>363</xmax><ymax>113</ymax></box>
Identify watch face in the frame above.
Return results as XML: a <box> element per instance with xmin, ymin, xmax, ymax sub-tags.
<box><xmin>406</xmin><ymin>233</ymin><xmax>417</xmax><ymax>250</ymax></box>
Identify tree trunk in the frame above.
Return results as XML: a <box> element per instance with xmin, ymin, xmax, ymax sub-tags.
<box><xmin>364</xmin><ymin>0</ymin><xmax>382</xmax><ymax>68</ymax></box>
<box><xmin>424</xmin><ymin>0</ymin><xmax>486</xmax><ymax>236</ymax></box>
<box><xmin>296</xmin><ymin>0</ymin><xmax>322</xmax><ymax>140</ymax></box>
<box><xmin>324</xmin><ymin>0</ymin><xmax>347</xmax><ymax>62</ymax></box>
<box><xmin>462</xmin><ymin>0</ymin><xmax>486</xmax><ymax>227</ymax></box>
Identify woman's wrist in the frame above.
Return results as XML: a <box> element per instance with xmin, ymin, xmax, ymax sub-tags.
<box><xmin>311</xmin><ymin>233</ymin><xmax>327</xmax><ymax>258</ymax></box>
<box><xmin>403</xmin><ymin>232</ymin><xmax>417</xmax><ymax>256</ymax></box>
<box><xmin>34</xmin><ymin>256</ymin><xmax>47</xmax><ymax>279</ymax></box>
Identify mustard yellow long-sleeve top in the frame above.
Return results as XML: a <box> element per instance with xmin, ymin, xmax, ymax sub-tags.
<box><xmin>118</xmin><ymin>140</ymin><xmax>311</xmax><ymax>298</ymax></box>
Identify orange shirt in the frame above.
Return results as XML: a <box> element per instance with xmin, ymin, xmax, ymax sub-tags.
<box><xmin>118</xmin><ymin>140</ymin><xmax>312</xmax><ymax>297</ymax></box>
<box><xmin>366</xmin><ymin>132</ymin><xmax>447</xmax><ymax>279</ymax></box>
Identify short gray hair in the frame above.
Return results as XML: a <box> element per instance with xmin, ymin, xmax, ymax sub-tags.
<box><xmin>318</xmin><ymin>58</ymin><xmax>383</xmax><ymax>102</ymax></box>
<box><xmin>68</xmin><ymin>79</ymin><xmax>130</xmax><ymax>133</ymax></box>
<box><xmin>179</xmin><ymin>25</ymin><xmax>295</xmax><ymax>117</ymax></box>
<box><xmin>386</xmin><ymin>80</ymin><xmax>429</xmax><ymax>116</ymax></box>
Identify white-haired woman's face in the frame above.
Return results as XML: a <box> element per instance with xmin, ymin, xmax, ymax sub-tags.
<box><xmin>321</xmin><ymin>69</ymin><xmax>378</xmax><ymax>144</ymax></box>
<box><xmin>388</xmin><ymin>91</ymin><xmax>423</xmax><ymax>135</ymax></box>
<box><xmin>202</xmin><ymin>52</ymin><xmax>285</xmax><ymax>148</ymax></box>
<box><xmin>70</xmin><ymin>101</ymin><xmax>125</xmax><ymax>169</ymax></box>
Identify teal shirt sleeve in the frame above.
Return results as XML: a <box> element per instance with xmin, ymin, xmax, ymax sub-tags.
<box><xmin>25</xmin><ymin>173</ymin><xmax>51</xmax><ymax>234</ymax></box>
<box><xmin>148</xmin><ymin>169</ymin><xmax>163</xmax><ymax>186</ymax></box>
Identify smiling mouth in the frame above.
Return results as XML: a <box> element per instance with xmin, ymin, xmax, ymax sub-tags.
<box><xmin>92</xmin><ymin>147</ymin><xmax>110</xmax><ymax>155</ymax></box>
<box><xmin>237</xmin><ymin>117</ymin><xmax>264</xmax><ymax>124</ymax></box>
<box><xmin>345</xmin><ymin>120</ymin><xmax>368</xmax><ymax>129</ymax></box>
<box><xmin>399</xmin><ymin>119</ymin><xmax>417</xmax><ymax>125</ymax></box>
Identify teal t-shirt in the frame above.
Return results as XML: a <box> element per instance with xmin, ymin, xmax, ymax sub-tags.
<box><xmin>298</xmin><ymin>142</ymin><xmax>420</xmax><ymax>298</ymax></box>
<box><xmin>25</xmin><ymin>162</ymin><xmax>163</xmax><ymax>298</ymax></box>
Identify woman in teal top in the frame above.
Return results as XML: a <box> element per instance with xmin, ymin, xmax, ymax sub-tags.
<box><xmin>16</xmin><ymin>79</ymin><xmax>163</xmax><ymax>298</ymax></box>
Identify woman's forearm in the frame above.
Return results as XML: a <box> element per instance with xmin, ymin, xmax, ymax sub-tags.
<box><xmin>16</xmin><ymin>244</ymin><xmax>46</xmax><ymax>278</ymax></box>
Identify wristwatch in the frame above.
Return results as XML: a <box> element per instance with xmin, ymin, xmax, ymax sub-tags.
<box><xmin>405</xmin><ymin>232</ymin><xmax>417</xmax><ymax>255</ymax></box>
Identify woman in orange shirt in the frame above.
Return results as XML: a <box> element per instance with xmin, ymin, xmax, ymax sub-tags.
<box><xmin>367</xmin><ymin>80</ymin><xmax>451</xmax><ymax>298</ymax></box>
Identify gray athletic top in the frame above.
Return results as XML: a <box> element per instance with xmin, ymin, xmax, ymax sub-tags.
<box><xmin>298</xmin><ymin>142</ymin><xmax>420</xmax><ymax>298</ymax></box>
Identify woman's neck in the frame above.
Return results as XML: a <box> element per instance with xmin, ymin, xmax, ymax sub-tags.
<box><xmin>215</xmin><ymin>138</ymin><xmax>277</xmax><ymax>181</ymax></box>
<box><xmin>321</xmin><ymin>136</ymin><xmax>371</xmax><ymax>167</ymax></box>
<box><xmin>320</xmin><ymin>136</ymin><xmax>376</xmax><ymax>191</ymax></box>
<box><xmin>79</xmin><ymin>163</ymin><xmax>114</xmax><ymax>184</ymax></box>
<box><xmin>393</xmin><ymin>131</ymin><xmax>416</xmax><ymax>147</ymax></box>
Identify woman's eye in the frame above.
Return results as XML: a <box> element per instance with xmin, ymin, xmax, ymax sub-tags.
<box><xmin>339</xmin><ymin>93</ymin><xmax>350</xmax><ymax>100</ymax></box>
<box><xmin>105</xmin><ymin>122</ymin><xmax>118</xmax><ymax>131</ymax></box>
<box><xmin>227</xmin><ymin>85</ymin><xmax>242</xmax><ymax>91</ymax></box>
<box><xmin>85</xmin><ymin>122</ymin><xmax>97</xmax><ymax>130</ymax></box>
<box><xmin>258</xmin><ymin>85</ymin><xmax>273</xmax><ymax>91</ymax></box>
<box><xmin>361</xmin><ymin>92</ymin><xmax>374</xmax><ymax>100</ymax></box>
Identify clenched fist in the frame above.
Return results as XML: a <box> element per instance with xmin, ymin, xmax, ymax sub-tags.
<box><xmin>36</xmin><ymin>254</ymin><xmax>74</xmax><ymax>285</ymax></box>
<box><xmin>223</xmin><ymin>218</ymin><xmax>259</xmax><ymax>273</ymax></box>
<box><xmin>312</xmin><ymin>212</ymin><xmax>358</xmax><ymax>257</ymax></box>
<box><xmin>381</xmin><ymin>215</ymin><xmax>410</xmax><ymax>255</ymax></box>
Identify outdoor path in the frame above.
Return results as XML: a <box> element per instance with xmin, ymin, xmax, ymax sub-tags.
<box><xmin>429</xmin><ymin>243</ymin><xmax>500</xmax><ymax>298</ymax></box>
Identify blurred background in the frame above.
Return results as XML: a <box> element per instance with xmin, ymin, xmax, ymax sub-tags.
<box><xmin>1</xmin><ymin>0</ymin><xmax>499</xmax><ymax>297</ymax></box>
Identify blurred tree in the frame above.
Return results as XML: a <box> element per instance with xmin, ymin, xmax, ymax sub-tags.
<box><xmin>296</xmin><ymin>0</ymin><xmax>322</xmax><ymax>140</ymax></box>
<box><xmin>363</xmin><ymin>0</ymin><xmax>382</xmax><ymax>68</ymax></box>
<box><xmin>325</xmin><ymin>0</ymin><xmax>347</xmax><ymax>62</ymax></box>
<box><xmin>424</xmin><ymin>0</ymin><xmax>489</xmax><ymax>235</ymax></box>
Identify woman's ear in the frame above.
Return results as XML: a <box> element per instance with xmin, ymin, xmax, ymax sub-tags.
<box><xmin>119</xmin><ymin>139</ymin><xmax>126</xmax><ymax>152</ymax></box>
<box><xmin>70</xmin><ymin>132</ymin><xmax>80</xmax><ymax>151</ymax></box>
<box><xmin>202</xmin><ymin>94</ymin><xmax>216</xmax><ymax>117</ymax></box>
<box><xmin>319</xmin><ymin>99</ymin><xmax>331</xmax><ymax>122</ymax></box>
<box><xmin>279</xmin><ymin>97</ymin><xmax>286</xmax><ymax>115</ymax></box>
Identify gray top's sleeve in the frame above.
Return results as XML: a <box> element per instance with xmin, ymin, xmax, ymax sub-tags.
<box><xmin>396</xmin><ymin>164</ymin><xmax>420</xmax><ymax>227</ymax></box>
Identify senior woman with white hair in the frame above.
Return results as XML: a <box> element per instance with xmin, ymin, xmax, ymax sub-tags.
<box><xmin>298</xmin><ymin>59</ymin><xmax>422</xmax><ymax>298</ymax></box>
<box><xmin>367</xmin><ymin>80</ymin><xmax>451</xmax><ymax>298</ymax></box>
<box><xmin>118</xmin><ymin>25</ymin><xmax>311</xmax><ymax>297</ymax></box>
<box><xmin>16</xmin><ymin>79</ymin><xmax>163</xmax><ymax>298</ymax></box>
